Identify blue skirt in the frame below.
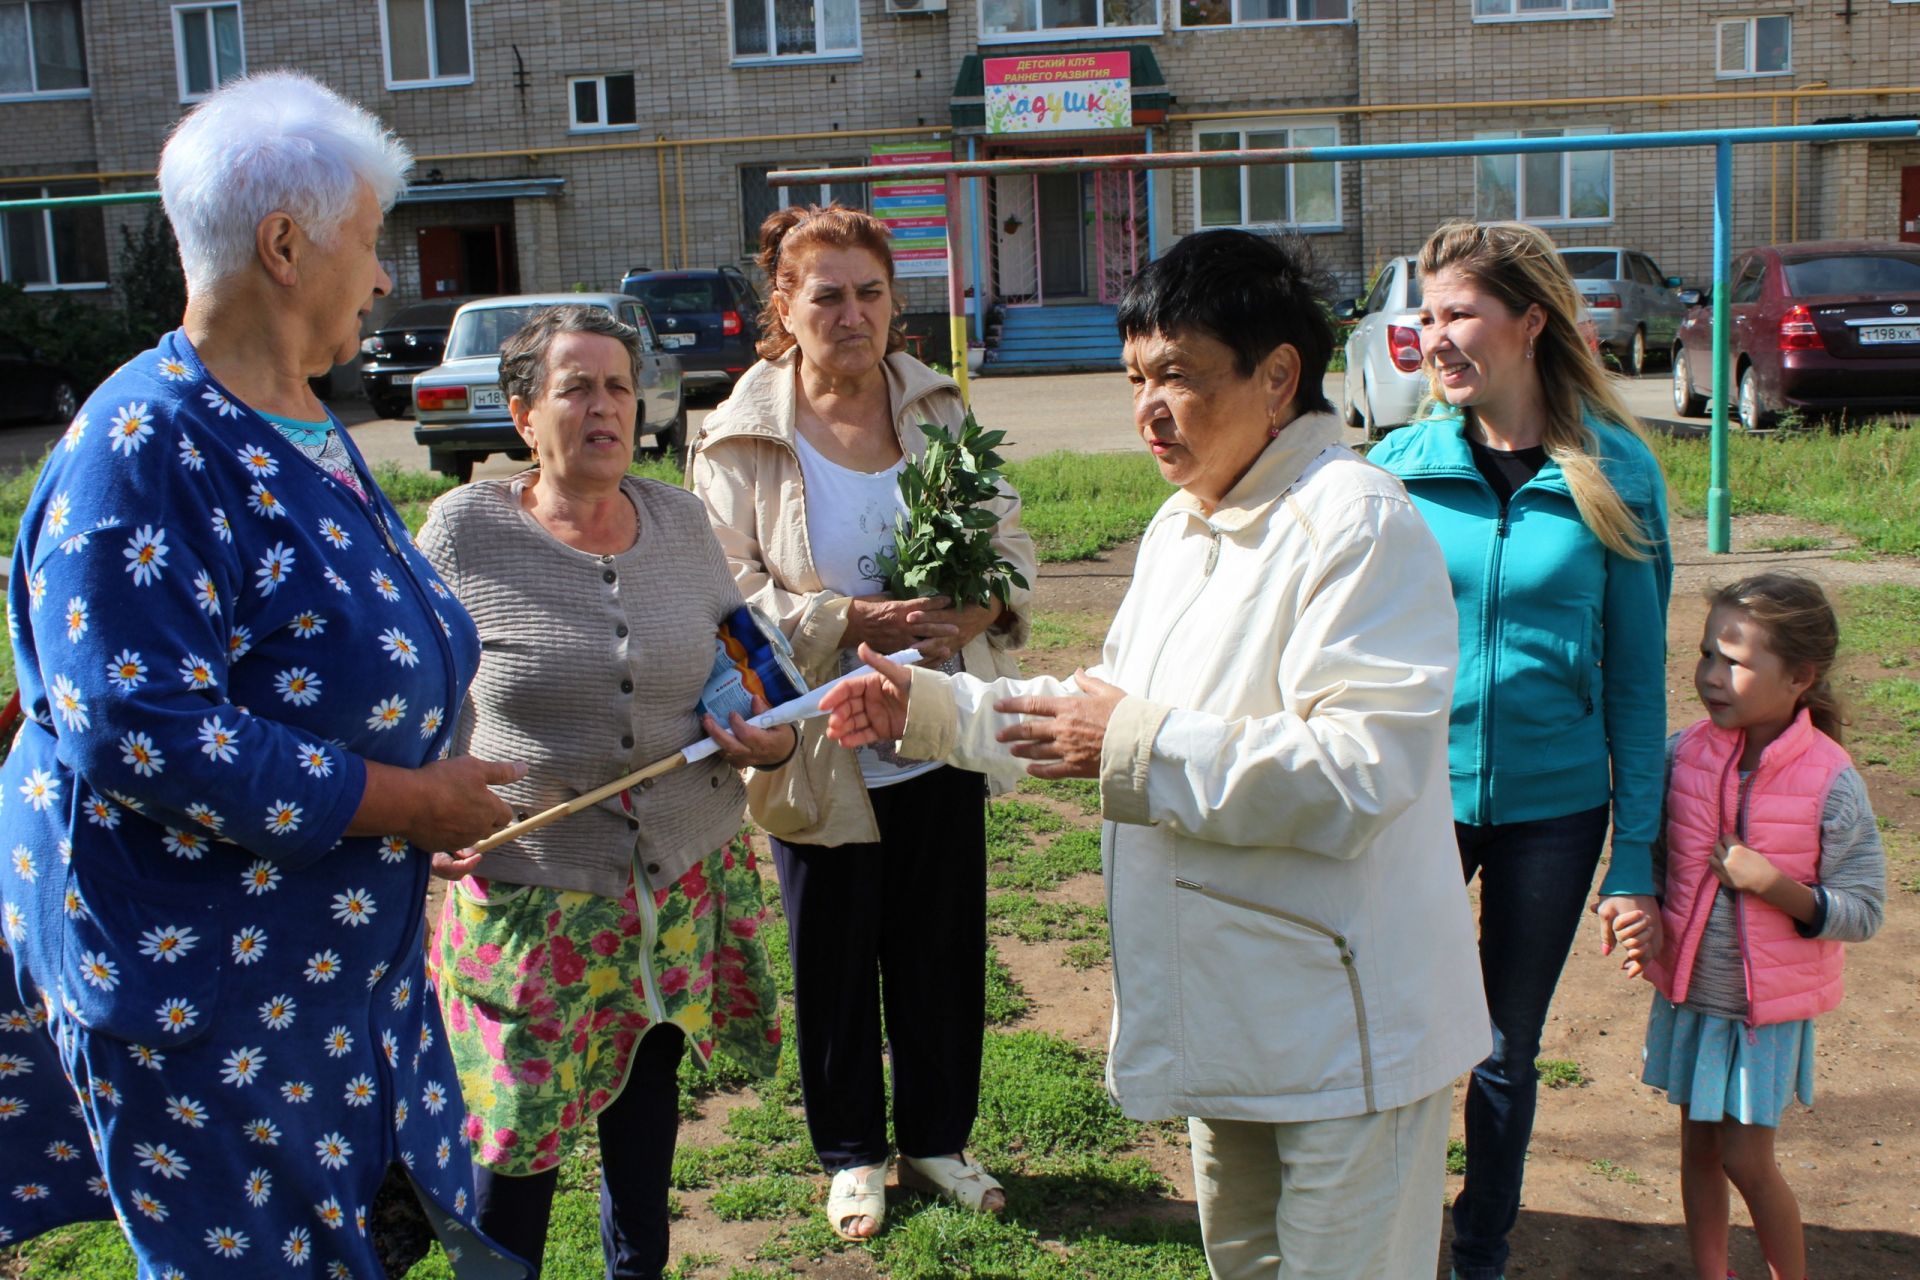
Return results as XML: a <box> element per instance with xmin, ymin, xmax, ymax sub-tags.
<box><xmin>1641</xmin><ymin>993</ymin><xmax>1815</xmax><ymax>1127</ymax></box>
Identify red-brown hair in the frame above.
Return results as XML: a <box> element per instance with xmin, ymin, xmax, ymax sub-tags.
<box><xmin>754</xmin><ymin>203</ymin><xmax>907</xmax><ymax>362</ymax></box>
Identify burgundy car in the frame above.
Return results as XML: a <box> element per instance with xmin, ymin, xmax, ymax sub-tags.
<box><xmin>1670</xmin><ymin>241</ymin><xmax>1920</xmax><ymax>429</ymax></box>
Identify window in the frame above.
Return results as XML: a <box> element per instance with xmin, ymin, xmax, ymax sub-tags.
<box><xmin>738</xmin><ymin>163</ymin><xmax>867</xmax><ymax>255</ymax></box>
<box><xmin>1472</xmin><ymin>0</ymin><xmax>1609</xmax><ymax>19</ymax></box>
<box><xmin>981</xmin><ymin>0</ymin><xmax>1158</xmax><ymax>40</ymax></box>
<box><xmin>1474</xmin><ymin>127</ymin><xmax>1612</xmax><ymax>224</ymax></box>
<box><xmin>1728</xmin><ymin>256</ymin><xmax>1766</xmax><ymax>304</ymax></box>
<box><xmin>0</xmin><ymin>0</ymin><xmax>89</xmax><ymax>98</ymax></box>
<box><xmin>568</xmin><ymin>73</ymin><xmax>636</xmax><ymax>131</ymax></box>
<box><xmin>731</xmin><ymin>0</ymin><xmax>859</xmax><ymax>61</ymax></box>
<box><xmin>1177</xmin><ymin>0</ymin><xmax>1346</xmax><ymax>26</ymax></box>
<box><xmin>1194</xmin><ymin>123</ymin><xmax>1340</xmax><ymax>231</ymax></box>
<box><xmin>1716</xmin><ymin>16</ymin><xmax>1790</xmax><ymax>77</ymax></box>
<box><xmin>0</xmin><ymin>182</ymin><xmax>109</xmax><ymax>289</ymax></box>
<box><xmin>173</xmin><ymin>3</ymin><xmax>243</xmax><ymax>102</ymax></box>
<box><xmin>379</xmin><ymin>0</ymin><xmax>471</xmax><ymax>89</ymax></box>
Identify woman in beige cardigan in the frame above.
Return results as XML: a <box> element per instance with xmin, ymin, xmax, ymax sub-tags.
<box><xmin>690</xmin><ymin>205</ymin><xmax>1034</xmax><ymax>1242</ymax></box>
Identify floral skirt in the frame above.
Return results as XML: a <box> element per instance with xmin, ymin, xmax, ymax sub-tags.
<box><xmin>1641</xmin><ymin>993</ymin><xmax>1815</xmax><ymax>1128</ymax></box>
<box><xmin>433</xmin><ymin>834</ymin><xmax>781</xmax><ymax>1176</ymax></box>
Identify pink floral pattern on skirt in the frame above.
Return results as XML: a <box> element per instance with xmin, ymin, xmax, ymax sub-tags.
<box><xmin>433</xmin><ymin>834</ymin><xmax>781</xmax><ymax>1175</ymax></box>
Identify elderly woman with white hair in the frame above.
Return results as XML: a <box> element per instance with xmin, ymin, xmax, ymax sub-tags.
<box><xmin>0</xmin><ymin>73</ymin><xmax>529</xmax><ymax>1277</ymax></box>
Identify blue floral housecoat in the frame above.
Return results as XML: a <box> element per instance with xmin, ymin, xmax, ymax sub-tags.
<box><xmin>0</xmin><ymin>332</ymin><xmax>526</xmax><ymax>1278</ymax></box>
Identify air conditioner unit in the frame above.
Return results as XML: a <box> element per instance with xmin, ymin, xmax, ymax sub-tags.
<box><xmin>885</xmin><ymin>0</ymin><xmax>946</xmax><ymax>13</ymax></box>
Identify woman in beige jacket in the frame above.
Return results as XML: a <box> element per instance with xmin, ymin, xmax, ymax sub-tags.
<box><xmin>689</xmin><ymin>205</ymin><xmax>1034</xmax><ymax>1243</ymax></box>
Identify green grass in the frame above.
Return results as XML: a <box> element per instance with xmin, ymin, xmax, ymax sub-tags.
<box><xmin>1029</xmin><ymin>610</ymin><xmax>1110</xmax><ymax>653</ymax></box>
<box><xmin>1535</xmin><ymin>1058</ymin><xmax>1589</xmax><ymax>1089</ymax></box>
<box><xmin>1018</xmin><ymin>776</ymin><xmax>1103</xmax><ymax>817</ymax></box>
<box><xmin>1852</xmin><ymin>678</ymin><xmax>1920</xmax><ymax>773</ymax></box>
<box><xmin>708</xmin><ymin>1173</ymin><xmax>819</xmax><ymax>1222</ymax></box>
<box><xmin>1645</xmin><ymin>424</ymin><xmax>1920</xmax><ymax>556</ymax></box>
<box><xmin>1446</xmin><ymin>1138</ymin><xmax>1467</xmax><ymax>1176</ymax></box>
<box><xmin>1840</xmin><ymin>584</ymin><xmax>1920</xmax><ymax>670</ymax></box>
<box><xmin>1000</xmin><ymin>451</ymin><xmax>1170</xmax><ymax>562</ymax></box>
<box><xmin>1586</xmin><ymin>1158</ymin><xmax>1645</xmax><ymax>1185</ymax></box>
<box><xmin>986</xmin><ymin>891</ymin><xmax>1108</xmax><ymax>946</ymax></box>
<box><xmin>1753</xmin><ymin>535</ymin><xmax>1828</xmax><ymax>553</ymax></box>
<box><xmin>986</xmin><ymin>796</ymin><xmax>1102</xmax><ymax>891</ymax></box>
<box><xmin>984</xmin><ymin>942</ymin><xmax>1033</xmax><ymax>1025</ymax></box>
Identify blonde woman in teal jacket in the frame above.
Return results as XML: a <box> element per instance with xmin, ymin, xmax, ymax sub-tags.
<box><xmin>1368</xmin><ymin>221</ymin><xmax>1673</xmax><ymax>1280</ymax></box>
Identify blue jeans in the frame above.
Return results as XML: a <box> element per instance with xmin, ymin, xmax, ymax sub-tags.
<box><xmin>1450</xmin><ymin>803</ymin><xmax>1610</xmax><ymax>1280</ymax></box>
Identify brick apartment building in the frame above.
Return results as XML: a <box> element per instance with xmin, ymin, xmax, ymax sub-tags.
<box><xmin>3</xmin><ymin>0</ymin><xmax>1917</xmax><ymax>364</ymax></box>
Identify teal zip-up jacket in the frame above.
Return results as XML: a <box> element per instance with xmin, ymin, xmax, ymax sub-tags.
<box><xmin>1369</xmin><ymin>407</ymin><xmax>1672</xmax><ymax>895</ymax></box>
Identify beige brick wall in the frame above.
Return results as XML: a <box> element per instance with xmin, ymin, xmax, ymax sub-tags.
<box><xmin>5</xmin><ymin>0</ymin><xmax>1918</xmax><ymax>313</ymax></box>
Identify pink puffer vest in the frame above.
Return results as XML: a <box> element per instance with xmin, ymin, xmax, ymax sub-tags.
<box><xmin>1646</xmin><ymin>709</ymin><xmax>1850</xmax><ymax>1027</ymax></box>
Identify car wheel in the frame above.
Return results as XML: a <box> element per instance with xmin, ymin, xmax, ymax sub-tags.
<box><xmin>428</xmin><ymin>449</ymin><xmax>475</xmax><ymax>484</ymax></box>
<box><xmin>1360</xmin><ymin>371</ymin><xmax>1383</xmax><ymax>440</ymax></box>
<box><xmin>1627</xmin><ymin>327</ymin><xmax>1647</xmax><ymax>378</ymax></box>
<box><xmin>1736</xmin><ymin>365</ymin><xmax>1775</xmax><ymax>432</ymax></box>
<box><xmin>49</xmin><ymin>380</ymin><xmax>79</xmax><ymax>424</ymax></box>
<box><xmin>372</xmin><ymin>395</ymin><xmax>409</xmax><ymax>419</ymax></box>
<box><xmin>1672</xmin><ymin>349</ymin><xmax>1707</xmax><ymax>417</ymax></box>
<box><xmin>1341</xmin><ymin>365</ymin><xmax>1363</xmax><ymax>429</ymax></box>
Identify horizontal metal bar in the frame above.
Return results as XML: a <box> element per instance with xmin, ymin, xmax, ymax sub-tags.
<box><xmin>0</xmin><ymin>190</ymin><xmax>162</xmax><ymax>212</ymax></box>
<box><xmin>768</xmin><ymin>120</ymin><xmax>1918</xmax><ymax>185</ymax></box>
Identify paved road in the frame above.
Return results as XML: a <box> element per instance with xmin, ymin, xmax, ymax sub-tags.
<box><xmin>0</xmin><ymin>367</ymin><xmax>1698</xmax><ymax>484</ymax></box>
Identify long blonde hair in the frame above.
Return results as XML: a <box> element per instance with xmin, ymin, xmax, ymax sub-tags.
<box><xmin>1418</xmin><ymin>220</ymin><xmax>1652</xmax><ymax>559</ymax></box>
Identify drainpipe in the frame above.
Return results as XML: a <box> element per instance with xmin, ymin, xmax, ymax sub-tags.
<box><xmin>1790</xmin><ymin>81</ymin><xmax>1829</xmax><ymax>240</ymax></box>
<box><xmin>969</xmin><ymin>136</ymin><xmax>986</xmax><ymax>344</ymax></box>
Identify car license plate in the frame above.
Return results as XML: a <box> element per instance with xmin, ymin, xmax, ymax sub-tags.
<box><xmin>392</xmin><ymin>372</ymin><xmax>415</xmax><ymax>387</ymax></box>
<box><xmin>661</xmin><ymin>333</ymin><xmax>695</xmax><ymax>348</ymax></box>
<box><xmin>473</xmin><ymin>386</ymin><xmax>505</xmax><ymax>409</ymax></box>
<box><xmin>1859</xmin><ymin>324</ymin><xmax>1920</xmax><ymax>345</ymax></box>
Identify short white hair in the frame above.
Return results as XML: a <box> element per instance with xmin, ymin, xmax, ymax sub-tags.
<box><xmin>160</xmin><ymin>70</ymin><xmax>412</xmax><ymax>294</ymax></box>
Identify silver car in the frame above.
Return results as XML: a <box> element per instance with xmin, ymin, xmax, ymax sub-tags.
<box><xmin>1557</xmin><ymin>247</ymin><xmax>1688</xmax><ymax>377</ymax></box>
<box><xmin>411</xmin><ymin>292</ymin><xmax>686</xmax><ymax>482</ymax></box>
<box><xmin>1338</xmin><ymin>256</ymin><xmax>1429</xmax><ymax>440</ymax></box>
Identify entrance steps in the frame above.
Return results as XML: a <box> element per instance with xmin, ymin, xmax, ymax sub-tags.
<box><xmin>983</xmin><ymin>303</ymin><xmax>1123</xmax><ymax>374</ymax></box>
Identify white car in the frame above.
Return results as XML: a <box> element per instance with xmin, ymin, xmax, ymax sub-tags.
<box><xmin>1337</xmin><ymin>256</ymin><xmax>1428</xmax><ymax>440</ymax></box>
<box><xmin>411</xmin><ymin>292</ymin><xmax>685</xmax><ymax>482</ymax></box>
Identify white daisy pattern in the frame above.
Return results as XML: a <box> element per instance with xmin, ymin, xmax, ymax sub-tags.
<box><xmin>0</xmin><ymin>335</ymin><xmax>493</xmax><ymax>1273</ymax></box>
<box><xmin>106</xmin><ymin>648</ymin><xmax>148</xmax><ymax>691</ymax></box>
<box><xmin>255</xmin><ymin>542</ymin><xmax>295</xmax><ymax>595</ymax></box>
<box><xmin>123</xmin><ymin>525</ymin><xmax>169</xmax><ymax>586</ymax></box>
<box><xmin>108</xmin><ymin>402</ymin><xmax>154</xmax><ymax>454</ymax></box>
<box><xmin>379</xmin><ymin>627</ymin><xmax>419</xmax><ymax>667</ymax></box>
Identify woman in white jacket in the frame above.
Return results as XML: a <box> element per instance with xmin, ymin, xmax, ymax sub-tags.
<box><xmin>822</xmin><ymin>229</ymin><xmax>1490</xmax><ymax>1280</ymax></box>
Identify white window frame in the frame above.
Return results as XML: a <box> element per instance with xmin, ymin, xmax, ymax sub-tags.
<box><xmin>566</xmin><ymin>72</ymin><xmax>637</xmax><ymax>133</ymax></box>
<box><xmin>1191</xmin><ymin>119</ymin><xmax>1343</xmax><ymax>234</ymax></box>
<box><xmin>738</xmin><ymin>161</ymin><xmax>867</xmax><ymax>254</ymax></box>
<box><xmin>0</xmin><ymin>185</ymin><xmax>110</xmax><ymax>291</ymax></box>
<box><xmin>377</xmin><ymin>0</ymin><xmax>474</xmax><ymax>90</ymax></box>
<box><xmin>1472</xmin><ymin>0</ymin><xmax>1611</xmax><ymax>22</ymax></box>
<box><xmin>171</xmin><ymin>2</ymin><xmax>245</xmax><ymax>104</ymax></box>
<box><xmin>1173</xmin><ymin>0</ymin><xmax>1349</xmax><ymax>29</ymax></box>
<box><xmin>0</xmin><ymin>0</ymin><xmax>91</xmax><ymax>101</ymax></box>
<box><xmin>730</xmin><ymin>0</ymin><xmax>862</xmax><ymax>65</ymax></box>
<box><xmin>979</xmin><ymin>0</ymin><xmax>1161</xmax><ymax>45</ymax></box>
<box><xmin>1715</xmin><ymin>16</ymin><xmax>1791</xmax><ymax>78</ymax></box>
<box><xmin>1473</xmin><ymin>126</ymin><xmax>1614</xmax><ymax>226</ymax></box>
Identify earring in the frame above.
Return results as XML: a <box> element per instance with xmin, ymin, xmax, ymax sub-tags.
<box><xmin>1267</xmin><ymin>423</ymin><xmax>1281</xmax><ymax>439</ymax></box>
<box><xmin>1526</xmin><ymin>340</ymin><xmax>1536</xmax><ymax>361</ymax></box>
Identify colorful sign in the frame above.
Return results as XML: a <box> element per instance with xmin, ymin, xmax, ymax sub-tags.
<box><xmin>871</xmin><ymin>142</ymin><xmax>950</xmax><ymax>279</ymax></box>
<box><xmin>984</xmin><ymin>52</ymin><xmax>1132</xmax><ymax>134</ymax></box>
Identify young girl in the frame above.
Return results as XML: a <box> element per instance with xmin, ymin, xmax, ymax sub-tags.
<box><xmin>1625</xmin><ymin>572</ymin><xmax>1886</xmax><ymax>1280</ymax></box>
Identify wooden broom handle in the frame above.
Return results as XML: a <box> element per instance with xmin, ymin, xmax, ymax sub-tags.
<box><xmin>467</xmin><ymin>750</ymin><xmax>691</xmax><ymax>856</ymax></box>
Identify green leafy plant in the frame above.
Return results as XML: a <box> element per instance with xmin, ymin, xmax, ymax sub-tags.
<box><xmin>879</xmin><ymin>412</ymin><xmax>1030</xmax><ymax>610</ymax></box>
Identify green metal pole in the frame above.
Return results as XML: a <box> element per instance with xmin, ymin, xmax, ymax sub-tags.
<box><xmin>1707</xmin><ymin>140</ymin><xmax>1732</xmax><ymax>554</ymax></box>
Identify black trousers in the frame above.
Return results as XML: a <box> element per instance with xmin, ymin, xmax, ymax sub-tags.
<box><xmin>771</xmin><ymin>765</ymin><xmax>988</xmax><ymax>1172</ymax></box>
<box><xmin>471</xmin><ymin>1024</ymin><xmax>686</xmax><ymax>1280</ymax></box>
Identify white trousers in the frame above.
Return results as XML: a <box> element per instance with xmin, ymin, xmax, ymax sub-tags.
<box><xmin>1188</xmin><ymin>1086</ymin><xmax>1452</xmax><ymax>1280</ymax></box>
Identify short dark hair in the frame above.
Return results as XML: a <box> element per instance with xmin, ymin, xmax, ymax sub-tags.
<box><xmin>1116</xmin><ymin>229</ymin><xmax>1336</xmax><ymax>415</ymax></box>
<box><xmin>498</xmin><ymin>304</ymin><xmax>642</xmax><ymax>406</ymax></box>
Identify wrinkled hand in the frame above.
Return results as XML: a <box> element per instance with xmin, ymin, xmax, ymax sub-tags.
<box><xmin>1593</xmin><ymin>894</ymin><xmax>1662</xmax><ymax>979</ymax></box>
<box><xmin>992</xmin><ymin>670</ymin><xmax>1127</xmax><ymax>780</ymax></box>
<box><xmin>407</xmin><ymin>756</ymin><xmax>526</xmax><ymax>853</ymax></box>
<box><xmin>846</xmin><ymin>595</ymin><xmax>960</xmax><ymax>660</ymax></box>
<box><xmin>1709</xmin><ymin>839</ymin><xmax>1780</xmax><ymax>896</ymax></box>
<box><xmin>820</xmin><ymin>644</ymin><xmax>914</xmax><ymax>748</ymax></box>
<box><xmin>906</xmin><ymin>599</ymin><xmax>1004</xmax><ymax>663</ymax></box>
<box><xmin>704</xmin><ymin>693</ymin><xmax>802</xmax><ymax>769</ymax></box>
<box><xmin>429</xmin><ymin>848</ymin><xmax>486</xmax><ymax>881</ymax></box>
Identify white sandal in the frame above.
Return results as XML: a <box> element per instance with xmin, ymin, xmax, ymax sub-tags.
<box><xmin>826</xmin><ymin>1163</ymin><xmax>888</xmax><ymax>1241</ymax></box>
<box><xmin>897</xmin><ymin>1153</ymin><xmax>1005</xmax><ymax>1213</ymax></box>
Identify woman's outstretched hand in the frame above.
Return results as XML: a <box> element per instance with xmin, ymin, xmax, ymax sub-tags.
<box><xmin>992</xmin><ymin>670</ymin><xmax>1126</xmax><ymax>780</ymax></box>
<box><xmin>821</xmin><ymin>643</ymin><xmax>915</xmax><ymax>747</ymax></box>
<box><xmin>1593</xmin><ymin>894</ymin><xmax>1662</xmax><ymax>979</ymax></box>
